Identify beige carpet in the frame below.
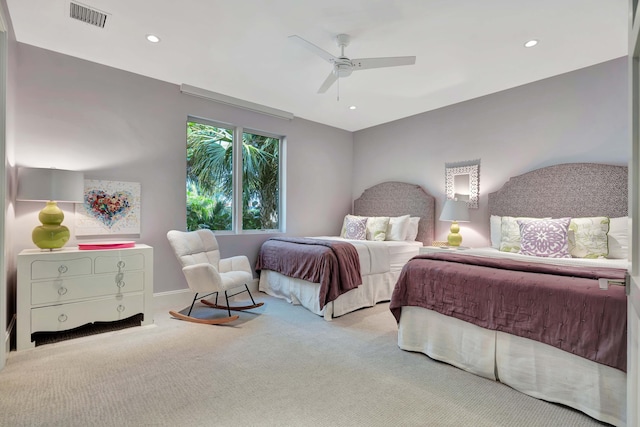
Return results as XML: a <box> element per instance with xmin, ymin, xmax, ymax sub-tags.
<box><xmin>0</xmin><ymin>294</ymin><xmax>609</xmax><ymax>427</ymax></box>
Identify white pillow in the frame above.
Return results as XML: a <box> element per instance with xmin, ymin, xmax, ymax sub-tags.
<box><xmin>490</xmin><ymin>215</ymin><xmax>501</xmax><ymax>249</ymax></box>
<box><xmin>386</xmin><ymin>215</ymin><xmax>410</xmax><ymax>241</ymax></box>
<box><xmin>567</xmin><ymin>217</ymin><xmax>609</xmax><ymax>259</ymax></box>
<box><xmin>366</xmin><ymin>216</ymin><xmax>390</xmax><ymax>241</ymax></box>
<box><xmin>608</xmin><ymin>216</ymin><xmax>629</xmax><ymax>259</ymax></box>
<box><xmin>405</xmin><ymin>217</ymin><xmax>420</xmax><ymax>241</ymax></box>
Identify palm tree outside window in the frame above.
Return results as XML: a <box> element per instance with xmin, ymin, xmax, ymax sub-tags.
<box><xmin>186</xmin><ymin>118</ymin><xmax>282</xmax><ymax>232</ymax></box>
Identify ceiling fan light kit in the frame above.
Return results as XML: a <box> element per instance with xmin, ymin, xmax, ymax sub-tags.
<box><xmin>289</xmin><ymin>33</ymin><xmax>416</xmax><ymax>95</ymax></box>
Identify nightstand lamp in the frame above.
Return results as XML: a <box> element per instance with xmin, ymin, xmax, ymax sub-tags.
<box><xmin>17</xmin><ymin>167</ymin><xmax>85</xmax><ymax>250</ymax></box>
<box><xmin>439</xmin><ymin>199</ymin><xmax>470</xmax><ymax>247</ymax></box>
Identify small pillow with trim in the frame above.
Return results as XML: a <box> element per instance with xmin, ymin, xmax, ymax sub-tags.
<box><xmin>517</xmin><ymin>217</ymin><xmax>571</xmax><ymax>258</ymax></box>
<box><xmin>568</xmin><ymin>216</ymin><xmax>609</xmax><ymax>258</ymax></box>
<box><xmin>342</xmin><ymin>215</ymin><xmax>368</xmax><ymax>240</ymax></box>
<box><xmin>366</xmin><ymin>216</ymin><xmax>390</xmax><ymax>241</ymax></box>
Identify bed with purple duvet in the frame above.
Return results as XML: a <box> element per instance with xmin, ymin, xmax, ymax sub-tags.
<box><xmin>257</xmin><ymin>181</ymin><xmax>435</xmax><ymax>320</ymax></box>
<box><xmin>390</xmin><ymin>163</ymin><xmax>629</xmax><ymax>426</ymax></box>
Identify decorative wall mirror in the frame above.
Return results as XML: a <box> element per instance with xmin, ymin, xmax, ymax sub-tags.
<box><xmin>445</xmin><ymin>159</ymin><xmax>480</xmax><ymax>209</ymax></box>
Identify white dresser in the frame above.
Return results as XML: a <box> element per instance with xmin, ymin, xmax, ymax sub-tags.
<box><xmin>17</xmin><ymin>244</ymin><xmax>153</xmax><ymax>351</ymax></box>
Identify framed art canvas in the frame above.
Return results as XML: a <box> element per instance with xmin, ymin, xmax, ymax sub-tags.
<box><xmin>75</xmin><ymin>180</ymin><xmax>141</xmax><ymax>236</ymax></box>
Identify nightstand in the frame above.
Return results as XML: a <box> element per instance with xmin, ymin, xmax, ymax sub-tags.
<box><xmin>420</xmin><ymin>246</ymin><xmax>470</xmax><ymax>254</ymax></box>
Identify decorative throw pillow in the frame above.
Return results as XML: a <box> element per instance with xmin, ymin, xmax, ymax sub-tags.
<box><xmin>499</xmin><ymin>216</ymin><xmax>548</xmax><ymax>253</ymax></box>
<box><xmin>517</xmin><ymin>218</ymin><xmax>571</xmax><ymax>258</ymax></box>
<box><xmin>405</xmin><ymin>217</ymin><xmax>420</xmax><ymax>241</ymax></box>
<box><xmin>341</xmin><ymin>215</ymin><xmax>363</xmax><ymax>237</ymax></box>
<box><xmin>568</xmin><ymin>217</ymin><xmax>610</xmax><ymax>258</ymax></box>
<box><xmin>607</xmin><ymin>216</ymin><xmax>629</xmax><ymax>259</ymax></box>
<box><xmin>342</xmin><ymin>215</ymin><xmax>368</xmax><ymax>240</ymax></box>
<box><xmin>386</xmin><ymin>215</ymin><xmax>411</xmax><ymax>241</ymax></box>
<box><xmin>366</xmin><ymin>216</ymin><xmax>390</xmax><ymax>241</ymax></box>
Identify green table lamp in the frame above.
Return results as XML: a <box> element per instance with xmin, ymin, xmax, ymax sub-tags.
<box><xmin>17</xmin><ymin>167</ymin><xmax>85</xmax><ymax>250</ymax></box>
<box><xmin>439</xmin><ymin>199</ymin><xmax>470</xmax><ymax>247</ymax></box>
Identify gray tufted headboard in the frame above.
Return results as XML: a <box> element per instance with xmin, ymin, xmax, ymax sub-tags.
<box><xmin>353</xmin><ymin>181</ymin><xmax>435</xmax><ymax>245</ymax></box>
<box><xmin>488</xmin><ymin>163</ymin><xmax>628</xmax><ymax>218</ymax></box>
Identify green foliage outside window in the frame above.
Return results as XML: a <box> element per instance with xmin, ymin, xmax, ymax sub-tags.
<box><xmin>186</xmin><ymin>121</ymin><xmax>280</xmax><ymax>231</ymax></box>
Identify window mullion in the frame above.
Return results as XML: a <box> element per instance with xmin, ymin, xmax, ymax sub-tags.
<box><xmin>233</xmin><ymin>126</ymin><xmax>244</xmax><ymax>233</ymax></box>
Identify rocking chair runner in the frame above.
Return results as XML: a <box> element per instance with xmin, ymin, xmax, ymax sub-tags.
<box><xmin>166</xmin><ymin>229</ymin><xmax>264</xmax><ymax>324</ymax></box>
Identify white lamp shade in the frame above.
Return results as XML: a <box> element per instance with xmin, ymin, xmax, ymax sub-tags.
<box><xmin>17</xmin><ymin>167</ymin><xmax>85</xmax><ymax>203</ymax></box>
<box><xmin>439</xmin><ymin>199</ymin><xmax>470</xmax><ymax>222</ymax></box>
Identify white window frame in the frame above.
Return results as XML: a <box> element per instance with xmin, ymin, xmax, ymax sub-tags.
<box><xmin>187</xmin><ymin>116</ymin><xmax>285</xmax><ymax>234</ymax></box>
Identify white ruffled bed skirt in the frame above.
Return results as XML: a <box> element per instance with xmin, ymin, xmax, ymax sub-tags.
<box><xmin>259</xmin><ymin>269</ymin><xmax>399</xmax><ymax>320</ymax></box>
<box><xmin>398</xmin><ymin>306</ymin><xmax>626</xmax><ymax>426</ymax></box>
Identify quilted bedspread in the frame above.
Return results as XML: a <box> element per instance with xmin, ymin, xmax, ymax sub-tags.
<box><xmin>390</xmin><ymin>252</ymin><xmax>628</xmax><ymax>371</ymax></box>
<box><xmin>255</xmin><ymin>237</ymin><xmax>362</xmax><ymax>309</ymax></box>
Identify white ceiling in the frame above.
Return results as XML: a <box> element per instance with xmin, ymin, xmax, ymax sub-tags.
<box><xmin>6</xmin><ymin>0</ymin><xmax>628</xmax><ymax>132</ymax></box>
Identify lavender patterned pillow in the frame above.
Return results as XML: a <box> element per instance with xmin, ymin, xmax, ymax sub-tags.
<box><xmin>517</xmin><ymin>218</ymin><xmax>571</xmax><ymax>258</ymax></box>
<box><xmin>343</xmin><ymin>215</ymin><xmax>368</xmax><ymax>240</ymax></box>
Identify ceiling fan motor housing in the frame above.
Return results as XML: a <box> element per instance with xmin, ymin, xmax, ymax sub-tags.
<box><xmin>333</xmin><ymin>58</ymin><xmax>353</xmax><ymax>77</ymax></box>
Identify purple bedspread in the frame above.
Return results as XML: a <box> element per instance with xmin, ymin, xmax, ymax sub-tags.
<box><xmin>255</xmin><ymin>237</ymin><xmax>362</xmax><ymax>309</ymax></box>
<box><xmin>390</xmin><ymin>252</ymin><xmax>628</xmax><ymax>371</ymax></box>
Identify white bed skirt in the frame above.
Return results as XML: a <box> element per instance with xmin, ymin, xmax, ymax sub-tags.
<box><xmin>398</xmin><ymin>306</ymin><xmax>627</xmax><ymax>426</ymax></box>
<box><xmin>259</xmin><ymin>269</ymin><xmax>399</xmax><ymax>320</ymax></box>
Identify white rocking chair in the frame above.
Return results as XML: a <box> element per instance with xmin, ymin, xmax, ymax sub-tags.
<box><xmin>166</xmin><ymin>229</ymin><xmax>263</xmax><ymax>324</ymax></box>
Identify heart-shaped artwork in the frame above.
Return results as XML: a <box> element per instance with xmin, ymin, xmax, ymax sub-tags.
<box><xmin>84</xmin><ymin>190</ymin><xmax>133</xmax><ymax>228</ymax></box>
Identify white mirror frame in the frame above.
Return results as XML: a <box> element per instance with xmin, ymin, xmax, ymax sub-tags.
<box><xmin>445</xmin><ymin>159</ymin><xmax>480</xmax><ymax>209</ymax></box>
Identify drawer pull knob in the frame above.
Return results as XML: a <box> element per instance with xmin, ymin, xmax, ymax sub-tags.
<box><xmin>57</xmin><ymin>287</ymin><xmax>68</xmax><ymax>296</ymax></box>
<box><xmin>117</xmin><ymin>305</ymin><xmax>125</xmax><ymax>313</ymax></box>
<box><xmin>117</xmin><ymin>261</ymin><xmax>126</xmax><ymax>269</ymax></box>
<box><xmin>58</xmin><ymin>265</ymin><xmax>68</xmax><ymax>274</ymax></box>
<box><xmin>117</xmin><ymin>281</ymin><xmax>125</xmax><ymax>288</ymax></box>
<box><xmin>58</xmin><ymin>314</ymin><xmax>68</xmax><ymax>322</ymax></box>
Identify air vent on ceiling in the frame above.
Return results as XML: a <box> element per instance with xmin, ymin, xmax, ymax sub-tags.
<box><xmin>69</xmin><ymin>2</ymin><xmax>108</xmax><ymax>28</ymax></box>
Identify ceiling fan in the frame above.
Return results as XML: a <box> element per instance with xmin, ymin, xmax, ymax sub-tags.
<box><xmin>289</xmin><ymin>34</ymin><xmax>416</xmax><ymax>94</ymax></box>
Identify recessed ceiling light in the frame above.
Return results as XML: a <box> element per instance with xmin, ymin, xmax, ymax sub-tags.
<box><xmin>349</xmin><ymin>105</ymin><xmax>357</xmax><ymax>110</ymax></box>
<box><xmin>524</xmin><ymin>39</ymin><xmax>538</xmax><ymax>48</ymax></box>
<box><xmin>146</xmin><ymin>34</ymin><xmax>160</xmax><ymax>43</ymax></box>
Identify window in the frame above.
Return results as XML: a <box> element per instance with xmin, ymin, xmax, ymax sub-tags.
<box><xmin>186</xmin><ymin>117</ymin><xmax>283</xmax><ymax>232</ymax></box>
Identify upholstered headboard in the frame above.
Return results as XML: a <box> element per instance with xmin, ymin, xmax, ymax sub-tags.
<box><xmin>488</xmin><ymin>163</ymin><xmax>627</xmax><ymax>218</ymax></box>
<box><xmin>353</xmin><ymin>181</ymin><xmax>435</xmax><ymax>245</ymax></box>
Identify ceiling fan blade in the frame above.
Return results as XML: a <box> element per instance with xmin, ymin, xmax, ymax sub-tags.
<box><xmin>288</xmin><ymin>35</ymin><xmax>337</xmax><ymax>64</ymax></box>
<box><xmin>317</xmin><ymin>71</ymin><xmax>338</xmax><ymax>94</ymax></box>
<box><xmin>351</xmin><ymin>56</ymin><xmax>416</xmax><ymax>70</ymax></box>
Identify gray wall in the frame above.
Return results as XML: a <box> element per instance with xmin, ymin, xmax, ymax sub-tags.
<box><xmin>353</xmin><ymin>57</ymin><xmax>628</xmax><ymax>248</ymax></box>
<box><xmin>13</xmin><ymin>43</ymin><xmax>354</xmax><ymax>294</ymax></box>
<box><xmin>10</xmin><ymin>45</ymin><xmax>629</xmax><ymax>295</ymax></box>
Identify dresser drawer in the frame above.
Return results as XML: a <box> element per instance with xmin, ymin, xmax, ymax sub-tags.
<box><xmin>94</xmin><ymin>253</ymin><xmax>145</xmax><ymax>273</ymax></box>
<box><xmin>30</xmin><ymin>270</ymin><xmax>145</xmax><ymax>305</ymax></box>
<box><xmin>30</xmin><ymin>257</ymin><xmax>92</xmax><ymax>280</ymax></box>
<box><xmin>31</xmin><ymin>293</ymin><xmax>144</xmax><ymax>333</ymax></box>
